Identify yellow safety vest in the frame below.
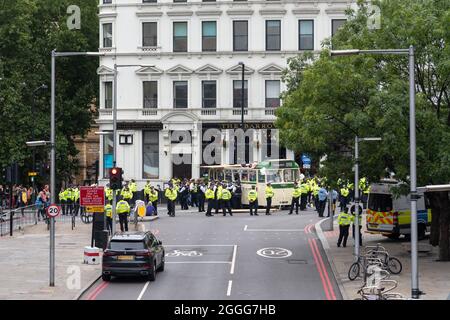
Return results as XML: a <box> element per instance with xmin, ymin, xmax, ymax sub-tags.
<box><xmin>340</xmin><ymin>188</ymin><xmax>349</xmax><ymax>197</ymax></box>
<box><xmin>248</xmin><ymin>190</ymin><xmax>258</xmax><ymax>202</ymax></box>
<box><xmin>149</xmin><ymin>190</ymin><xmax>158</xmax><ymax>202</ymax></box>
<box><xmin>265</xmin><ymin>186</ymin><xmax>274</xmax><ymax>199</ymax></box>
<box><xmin>205</xmin><ymin>189</ymin><xmax>215</xmax><ymax>200</ymax></box>
<box><xmin>144</xmin><ymin>184</ymin><xmax>151</xmax><ymax>196</ymax></box>
<box><xmin>121</xmin><ymin>189</ymin><xmax>132</xmax><ymax>199</ymax></box>
<box><xmin>300</xmin><ymin>184</ymin><xmax>309</xmax><ymax>194</ymax></box>
<box><xmin>292</xmin><ymin>187</ymin><xmax>301</xmax><ymax>198</ymax></box>
<box><xmin>129</xmin><ymin>183</ymin><xmax>137</xmax><ymax>193</ymax></box>
<box><xmin>338</xmin><ymin>212</ymin><xmax>351</xmax><ymax>226</ymax></box>
<box><xmin>165</xmin><ymin>189</ymin><xmax>177</xmax><ymax>201</ymax></box>
<box><xmin>59</xmin><ymin>191</ymin><xmax>66</xmax><ymax>201</ymax></box>
<box><xmin>105</xmin><ymin>204</ymin><xmax>113</xmax><ymax>218</ymax></box>
<box><xmin>221</xmin><ymin>189</ymin><xmax>232</xmax><ymax>201</ymax></box>
<box><xmin>105</xmin><ymin>188</ymin><xmax>113</xmax><ymax>201</ymax></box>
<box><xmin>216</xmin><ymin>186</ymin><xmax>223</xmax><ymax>200</ymax></box>
<box><xmin>116</xmin><ymin>200</ymin><xmax>130</xmax><ymax>214</ymax></box>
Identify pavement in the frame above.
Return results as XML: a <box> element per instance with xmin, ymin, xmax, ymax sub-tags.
<box><xmin>0</xmin><ymin>214</ymin><xmax>157</xmax><ymax>300</ymax></box>
<box><xmin>80</xmin><ymin>207</ymin><xmax>343</xmax><ymax>300</ymax></box>
<box><xmin>315</xmin><ymin>214</ymin><xmax>450</xmax><ymax>300</ymax></box>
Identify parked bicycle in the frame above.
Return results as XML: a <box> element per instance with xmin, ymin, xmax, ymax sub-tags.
<box><xmin>355</xmin><ymin>279</ymin><xmax>407</xmax><ymax>300</ymax></box>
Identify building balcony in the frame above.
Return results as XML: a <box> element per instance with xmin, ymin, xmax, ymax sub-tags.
<box><xmin>97</xmin><ymin>107</ymin><xmax>278</xmax><ymax>123</ymax></box>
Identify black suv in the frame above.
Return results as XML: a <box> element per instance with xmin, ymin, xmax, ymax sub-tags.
<box><xmin>102</xmin><ymin>231</ymin><xmax>165</xmax><ymax>281</ymax></box>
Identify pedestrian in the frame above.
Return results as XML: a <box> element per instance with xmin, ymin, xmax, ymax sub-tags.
<box><xmin>248</xmin><ymin>185</ymin><xmax>258</xmax><ymax>216</ymax></box>
<box><xmin>300</xmin><ymin>181</ymin><xmax>309</xmax><ymax>211</ymax></box>
<box><xmin>318</xmin><ymin>185</ymin><xmax>328</xmax><ymax>217</ymax></box>
<box><xmin>221</xmin><ymin>185</ymin><xmax>233</xmax><ymax>216</ymax></box>
<box><xmin>265</xmin><ymin>182</ymin><xmax>274</xmax><ymax>215</ymax></box>
<box><xmin>59</xmin><ymin>187</ymin><xmax>67</xmax><ymax>215</ymax></box>
<box><xmin>104</xmin><ymin>202</ymin><xmax>113</xmax><ymax>234</ymax></box>
<box><xmin>144</xmin><ymin>180</ymin><xmax>152</xmax><ymax>204</ymax></box>
<box><xmin>149</xmin><ymin>186</ymin><xmax>159</xmax><ymax>215</ymax></box>
<box><xmin>205</xmin><ymin>185</ymin><xmax>215</xmax><ymax>217</ymax></box>
<box><xmin>116</xmin><ymin>197</ymin><xmax>130</xmax><ymax>232</ymax></box>
<box><xmin>198</xmin><ymin>181</ymin><xmax>206</xmax><ymax>213</ymax></box>
<box><xmin>289</xmin><ymin>183</ymin><xmax>301</xmax><ymax>215</ymax></box>
<box><xmin>165</xmin><ymin>183</ymin><xmax>177</xmax><ymax>217</ymax></box>
<box><xmin>351</xmin><ymin>205</ymin><xmax>363</xmax><ymax>246</ymax></box>
<box><xmin>339</xmin><ymin>184</ymin><xmax>350</xmax><ymax>212</ymax></box>
<box><xmin>129</xmin><ymin>179</ymin><xmax>138</xmax><ymax>206</ymax></box>
<box><xmin>214</xmin><ymin>182</ymin><xmax>223</xmax><ymax>215</ymax></box>
<box><xmin>337</xmin><ymin>206</ymin><xmax>351</xmax><ymax>247</ymax></box>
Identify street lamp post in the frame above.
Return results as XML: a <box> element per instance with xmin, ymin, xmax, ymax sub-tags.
<box><xmin>331</xmin><ymin>46</ymin><xmax>420</xmax><ymax>299</ymax></box>
<box><xmin>50</xmin><ymin>50</ymin><xmax>104</xmax><ymax>287</ymax></box>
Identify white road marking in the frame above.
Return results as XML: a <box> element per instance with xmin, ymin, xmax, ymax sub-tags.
<box><xmin>245</xmin><ymin>228</ymin><xmax>304</xmax><ymax>232</ymax></box>
<box><xmin>227</xmin><ymin>280</ymin><xmax>233</xmax><ymax>296</ymax></box>
<box><xmin>244</xmin><ymin>225</ymin><xmax>248</xmax><ymax>231</ymax></box>
<box><xmin>230</xmin><ymin>245</ymin><xmax>237</xmax><ymax>275</ymax></box>
<box><xmin>137</xmin><ymin>282</ymin><xmax>150</xmax><ymax>300</ymax></box>
<box><xmin>164</xmin><ymin>244</ymin><xmax>234</xmax><ymax>247</ymax></box>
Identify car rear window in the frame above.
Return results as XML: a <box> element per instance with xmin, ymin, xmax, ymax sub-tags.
<box><xmin>109</xmin><ymin>240</ymin><xmax>145</xmax><ymax>251</ymax></box>
<box><xmin>368</xmin><ymin>193</ymin><xmax>393</xmax><ymax>212</ymax></box>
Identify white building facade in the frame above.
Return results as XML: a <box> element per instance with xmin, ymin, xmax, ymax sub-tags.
<box><xmin>97</xmin><ymin>0</ymin><xmax>354</xmax><ymax>187</ymax></box>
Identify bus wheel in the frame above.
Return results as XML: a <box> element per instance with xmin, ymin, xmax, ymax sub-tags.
<box><xmin>387</xmin><ymin>233</ymin><xmax>400</xmax><ymax>240</ymax></box>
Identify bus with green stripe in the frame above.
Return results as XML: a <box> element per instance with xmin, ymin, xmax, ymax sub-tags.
<box><xmin>201</xmin><ymin>159</ymin><xmax>301</xmax><ymax>207</ymax></box>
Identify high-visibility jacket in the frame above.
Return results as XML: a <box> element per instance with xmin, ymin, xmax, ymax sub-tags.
<box><xmin>337</xmin><ymin>212</ymin><xmax>352</xmax><ymax>226</ymax></box>
<box><xmin>59</xmin><ymin>191</ymin><xmax>66</xmax><ymax>201</ymax></box>
<box><xmin>300</xmin><ymin>184</ymin><xmax>309</xmax><ymax>195</ymax></box>
<box><xmin>221</xmin><ymin>189</ymin><xmax>232</xmax><ymax>201</ymax></box>
<box><xmin>144</xmin><ymin>184</ymin><xmax>151</xmax><ymax>196</ymax></box>
<box><xmin>65</xmin><ymin>189</ymin><xmax>73</xmax><ymax>201</ymax></box>
<box><xmin>74</xmin><ymin>188</ymin><xmax>80</xmax><ymax>201</ymax></box>
<box><xmin>312</xmin><ymin>185</ymin><xmax>320</xmax><ymax>197</ymax></box>
<box><xmin>105</xmin><ymin>204</ymin><xmax>113</xmax><ymax>218</ymax></box>
<box><xmin>165</xmin><ymin>188</ymin><xmax>177</xmax><ymax>201</ymax></box>
<box><xmin>205</xmin><ymin>189</ymin><xmax>215</xmax><ymax>200</ymax></box>
<box><xmin>121</xmin><ymin>189</ymin><xmax>133</xmax><ymax>200</ymax></box>
<box><xmin>105</xmin><ymin>188</ymin><xmax>113</xmax><ymax>201</ymax></box>
<box><xmin>265</xmin><ymin>186</ymin><xmax>274</xmax><ymax>199</ymax></box>
<box><xmin>340</xmin><ymin>187</ymin><xmax>349</xmax><ymax>197</ymax></box>
<box><xmin>292</xmin><ymin>187</ymin><xmax>302</xmax><ymax>198</ymax></box>
<box><xmin>248</xmin><ymin>190</ymin><xmax>258</xmax><ymax>202</ymax></box>
<box><xmin>129</xmin><ymin>182</ymin><xmax>137</xmax><ymax>193</ymax></box>
<box><xmin>149</xmin><ymin>190</ymin><xmax>158</xmax><ymax>202</ymax></box>
<box><xmin>216</xmin><ymin>186</ymin><xmax>223</xmax><ymax>200</ymax></box>
<box><xmin>116</xmin><ymin>200</ymin><xmax>130</xmax><ymax>214</ymax></box>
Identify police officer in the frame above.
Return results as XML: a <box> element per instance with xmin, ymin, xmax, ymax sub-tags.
<box><xmin>351</xmin><ymin>205</ymin><xmax>363</xmax><ymax>246</ymax></box>
<box><xmin>339</xmin><ymin>184</ymin><xmax>350</xmax><ymax>212</ymax></box>
<box><xmin>105</xmin><ymin>202</ymin><xmax>113</xmax><ymax>234</ymax></box>
<box><xmin>59</xmin><ymin>187</ymin><xmax>67</xmax><ymax>215</ymax></box>
<box><xmin>165</xmin><ymin>184</ymin><xmax>177</xmax><ymax>217</ymax></box>
<box><xmin>214</xmin><ymin>182</ymin><xmax>223</xmax><ymax>215</ymax></box>
<box><xmin>198</xmin><ymin>181</ymin><xmax>206</xmax><ymax>213</ymax></box>
<box><xmin>248</xmin><ymin>186</ymin><xmax>258</xmax><ymax>216</ymax></box>
<box><xmin>205</xmin><ymin>185</ymin><xmax>215</xmax><ymax>217</ymax></box>
<box><xmin>265</xmin><ymin>183</ymin><xmax>274</xmax><ymax>215</ymax></box>
<box><xmin>73</xmin><ymin>186</ymin><xmax>80</xmax><ymax>216</ymax></box>
<box><xmin>105</xmin><ymin>184</ymin><xmax>113</xmax><ymax>203</ymax></box>
<box><xmin>337</xmin><ymin>206</ymin><xmax>351</xmax><ymax>247</ymax></box>
<box><xmin>149</xmin><ymin>186</ymin><xmax>159</xmax><ymax>215</ymax></box>
<box><xmin>300</xmin><ymin>181</ymin><xmax>309</xmax><ymax>211</ymax></box>
<box><xmin>66</xmin><ymin>186</ymin><xmax>73</xmax><ymax>216</ymax></box>
<box><xmin>129</xmin><ymin>179</ymin><xmax>138</xmax><ymax>206</ymax></box>
<box><xmin>289</xmin><ymin>183</ymin><xmax>301</xmax><ymax>215</ymax></box>
<box><xmin>221</xmin><ymin>185</ymin><xmax>233</xmax><ymax>216</ymax></box>
<box><xmin>121</xmin><ymin>186</ymin><xmax>133</xmax><ymax>204</ymax></box>
<box><xmin>143</xmin><ymin>181</ymin><xmax>152</xmax><ymax>204</ymax></box>
<box><xmin>116</xmin><ymin>197</ymin><xmax>130</xmax><ymax>232</ymax></box>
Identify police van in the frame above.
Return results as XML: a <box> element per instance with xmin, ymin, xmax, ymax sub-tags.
<box><xmin>366</xmin><ymin>181</ymin><xmax>432</xmax><ymax>240</ymax></box>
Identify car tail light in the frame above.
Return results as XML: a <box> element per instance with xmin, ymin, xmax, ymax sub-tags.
<box><xmin>135</xmin><ymin>251</ymin><xmax>152</xmax><ymax>257</ymax></box>
<box><xmin>103</xmin><ymin>251</ymin><xmax>118</xmax><ymax>257</ymax></box>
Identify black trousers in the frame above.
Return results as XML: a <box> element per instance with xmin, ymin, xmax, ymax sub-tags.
<box><xmin>67</xmin><ymin>200</ymin><xmax>73</xmax><ymax>216</ymax></box>
<box><xmin>73</xmin><ymin>202</ymin><xmax>80</xmax><ymax>216</ymax></box>
<box><xmin>167</xmin><ymin>200</ymin><xmax>175</xmax><ymax>216</ymax></box>
<box><xmin>198</xmin><ymin>194</ymin><xmax>205</xmax><ymax>212</ymax></box>
<box><xmin>318</xmin><ymin>200</ymin><xmax>327</xmax><ymax>217</ymax></box>
<box><xmin>266</xmin><ymin>197</ymin><xmax>272</xmax><ymax>215</ymax></box>
<box><xmin>152</xmin><ymin>201</ymin><xmax>158</xmax><ymax>214</ymax></box>
<box><xmin>215</xmin><ymin>199</ymin><xmax>222</xmax><ymax>214</ymax></box>
<box><xmin>300</xmin><ymin>194</ymin><xmax>307</xmax><ymax>210</ymax></box>
<box><xmin>249</xmin><ymin>201</ymin><xmax>258</xmax><ymax>216</ymax></box>
<box><xmin>118</xmin><ymin>214</ymin><xmax>128</xmax><ymax>232</ymax></box>
<box><xmin>290</xmin><ymin>197</ymin><xmax>300</xmax><ymax>214</ymax></box>
<box><xmin>352</xmin><ymin>225</ymin><xmax>363</xmax><ymax>246</ymax></box>
<box><xmin>206</xmin><ymin>199</ymin><xmax>215</xmax><ymax>216</ymax></box>
<box><xmin>222</xmin><ymin>200</ymin><xmax>232</xmax><ymax>216</ymax></box>
<box><xmin>337</xmin><ymin>225</ymin><xmax>350</xmax><ymax>247</ymax></box>
<box><xmin>106</xmin><ymin>216</ymin><xmax>113</xmax><ymax>234</ymax></box>
<box><xmin>61</xmin><ymin>200</ymin><xmax>67</xmax><ymax>215</ymax></box>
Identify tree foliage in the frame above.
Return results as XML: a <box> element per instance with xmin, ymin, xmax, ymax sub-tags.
<box><xmin>0</xmin><ymin>0</ymin><xmax>99</xmax><ymax>185</ymax></box>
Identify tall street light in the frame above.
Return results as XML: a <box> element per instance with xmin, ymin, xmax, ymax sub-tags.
<box><xmin>331</xmin><ymin>46</ymin><xmax>420</xmax><ymax>299</ymax></box>
<box><xmin>50</xmin><ymin>50</ymin><xmax>104</xmax><ymax>287</ymax></box>
<box><xmin>110</xmin><ymin>64</ymin><xmax>154</xmax><ymax>235</ymax></box>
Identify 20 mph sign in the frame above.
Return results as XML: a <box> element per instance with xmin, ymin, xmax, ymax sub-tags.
<box><xmin>46</xmin><ymin>204</ymin><xmax>61</xmax><ymax>218</ymax></box>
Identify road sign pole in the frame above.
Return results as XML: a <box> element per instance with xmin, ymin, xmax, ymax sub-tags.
<box><xmin>112</xmin><ymin>190</ymin><xmax>117</xmax><ymax>235</ymax></box>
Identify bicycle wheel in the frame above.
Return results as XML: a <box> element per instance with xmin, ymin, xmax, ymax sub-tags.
<box><xmin>387</xmin><ymin>257</ymin><xmax>402</xmax><ymax>274</ymax></box>
<box><xmin>348</xmin><ymin>262</ymin><xmax>361</xmax><ymax>281</ymax></box>
<box><xmin>81</xmin><ymin>213</ymin><xmax>93</xmax><ymax>224</ymax></box>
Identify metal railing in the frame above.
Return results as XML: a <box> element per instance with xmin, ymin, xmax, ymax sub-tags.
<box><xmin>0</xmin><ymin>205</ymin><xmax>38</xmax><ymax>237</ymax></box>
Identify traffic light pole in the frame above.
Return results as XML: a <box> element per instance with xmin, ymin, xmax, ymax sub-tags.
<box><xmin>112</xmin><ymin>190</ymin><xmax>117</xmax><ymax>235</ymax></box>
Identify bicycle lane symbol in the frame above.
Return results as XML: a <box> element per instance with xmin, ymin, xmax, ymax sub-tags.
<box><xmin>165</xmin><ymin>250</ymin><xmax>203</xmax><ymax>257</ymax></box>
<box><xmin>256</xmin><ymin>247</ymin><xmax>293</xmax><ymax>259</ymax></box>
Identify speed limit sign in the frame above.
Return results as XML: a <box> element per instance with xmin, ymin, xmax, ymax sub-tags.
<box><xmin>46</xmin><ymin>204</ymin><xmax>61</xmax><ymax>218</ymax></box>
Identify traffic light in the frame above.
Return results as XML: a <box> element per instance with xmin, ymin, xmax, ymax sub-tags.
<box><xmin>109</xmin><ymin>167</ymin><xmax>123</xmax><ymax>190</ymax></box>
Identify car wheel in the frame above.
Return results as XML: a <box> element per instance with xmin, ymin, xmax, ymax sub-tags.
<box><xmin>148</xmin><ymin>262</ymin><xmax>156</xmax><ymax>281</ymax></box>
<box><xmin>102</xmin><ymin>274</ymin><xmax>111</xmax><ymax>282</ymax></box>
<box><xmin>418</xmin><ymin>224</ymin><xmax>426</xmax><ymax>240</ymax></box>
<box><xmin>158</xmin><ymin>254</ymin><xmax>165</xmax><ymax>272</ymax></box>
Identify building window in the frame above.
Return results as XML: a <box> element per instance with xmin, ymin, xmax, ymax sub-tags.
<box><xmin>143</xmin><ymin>22</ymin><xmax>157</xmax><ymax>47</ymax></box>
<box><xmin>104</xmin><ymin>81</ymin><xmax>112</xmax><ymax>109</ymax></box>
<box><xmin>332</xmin><ymin>19</ymin><xmax>346</xmax><ymax>37</ymax></box>
<box><xmin>103</xmin><ymin>133</ymin><xmax>113</xmax><ymax>178</ymax></box>
<box><xmin>173</xmin><ymin>22</ymin><xmax>188</xmax><ymax>52</ymax></box>
<box><xmin>119</xmin><ymin>135</ymin><xmax>133</xmax><ymax>145</ymax></box>
<box><xmin>143</xmin><ymin>0</ymin><xmax>157</xmax><ymax>3</ymax></box>
<box><xmin>173</xmin><ymin>0</ymin><xmax>187</xmax><ymax>3</ymax></box>
<box><xmin>143</xmin><ymin>81</ymin><xmax>158</xmax><ymax>108</ymax></box>
<box><xmin>202</xmin><ymin>21</ymin><xmax>216</xmax><ymax>52</ymax></box>
<box><xmin>143</xmin><ymin>131</ymin><xmax>159</xmax><ymax>179</ymax></box>
<box><xmin>103</xmin><ymin>0</ymin><xmax>112</xmax><ymax>4</ymax></box>
<box><xmin>233</xmin><ymin>80</ymin><xmax>248</xmax><ymax>108</ymax></box>
<box><xmin>266</xmin><ymin>20</ymin><xmax>281</xmax><ymax>51</ymax></box>
<box><xmin>202</xmin><ymin>81</ymin><xmax>216</xmax><ymax>108</ymax></box>
<box><xmin>173</xmin><ymin>81</ymin><xmax>188</xmax><ymax>108</ymax></box>
<box><xmin>103</xmin><ymin>23</ymin><xmax>113</xmax><ymax>48</ymax></box>
<box><xmin>299</xmin><ymin>20</ymin><xmax>314</xmax><ymax>50</ymax></box>
<box><xmin>265</xmin><ymin>80</ymin><xmax>280</xmax><ymax>108</ymax></box>
<box><xmin>233</xmin><ymin>21</ymin><xmax>248</xmax><ymax>52</ymax></box>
